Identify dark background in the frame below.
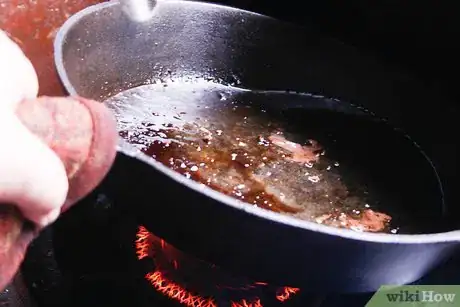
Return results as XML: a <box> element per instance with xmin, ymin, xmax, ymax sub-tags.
<box><xmin>214</xmin><ymin>0</ymin><xmax>460</xmax><ymax>102</ymax></box>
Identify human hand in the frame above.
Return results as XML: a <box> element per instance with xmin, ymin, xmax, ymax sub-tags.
<box><xmin>0</xmin><ymin>30</ymin><xmax>69</xmax><ymax>227</ymax></box>
<box><xmin>0</xmin><ymin>30</ymin><xmax>118</xmax><ymax>290</ymax></box>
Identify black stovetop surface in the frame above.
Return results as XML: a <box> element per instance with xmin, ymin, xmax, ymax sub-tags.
<box><xmin>19</xmin><ymin>235</ymin><xmax>460</xmax><ymax>307</ymax></box>
<box><xmin>17</xmin><ymin>192</ymin><xmax>460</xmax><ymax>307</ymax></box>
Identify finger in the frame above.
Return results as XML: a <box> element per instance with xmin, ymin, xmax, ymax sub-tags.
<box><xmin>60</xmin><ymin>97</ymin><xmax>119</xmax><ymax>211</ymax></box>
<box><xmin>0</xmin><ymin>113</ymin><xmax>69</xmax><ymax>227</ymax></box>
<box><xmin>14</xmin><ymin>96</ymin><xmax>118</xmax><ymax>218</ymax></box>
<box><xmin>0</xmin><ymin>30</ymin><xmax>39</xmax><ymax>110</ymax></box>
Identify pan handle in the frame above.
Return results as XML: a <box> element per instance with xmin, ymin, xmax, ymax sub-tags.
<box><xmin>0</xmin><ymin>204</ymin><xmax>35</xmax><ymax>291</ymax></box>
<box><xmin>0</xmin><ymin>96</ymin><xmax>117</xmax><ymax>290</ymax></box>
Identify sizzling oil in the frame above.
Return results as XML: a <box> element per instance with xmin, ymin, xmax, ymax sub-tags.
<box><xmin>105</xmin><ymin>81</ymin><xmax>443</xmax><ymax>234</ymax></box>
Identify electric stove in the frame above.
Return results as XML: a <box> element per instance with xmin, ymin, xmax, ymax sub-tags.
<box><xmin>1</xmin><ymin>0</ymin><xmax>458</xmax><ymax>305</ymax></box>
<box><xmin>2</xmin><ymin>188</ymin><xmax>460</xmax><ymax>307</ymax></box>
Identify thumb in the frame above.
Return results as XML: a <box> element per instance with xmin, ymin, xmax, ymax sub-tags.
<box><xmin>0</xmin><ymin>111</ymin><xmax>68</xmax><ymax>291</ymax></box>
<box><xmin>0</xmin><ymin>112</ymin><xmax>69</xmax><ymax>227</ymax></box>
<box><xmin>0</xmin><ymin>29</ymin><xmax>68</xmax><ymax>227</ymax></box>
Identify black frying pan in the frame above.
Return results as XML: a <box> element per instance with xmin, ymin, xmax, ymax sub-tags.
<box><xmin>52</xmin><ymin>1</ymin><xmax>459</xmax><ymax>293</ymax></box>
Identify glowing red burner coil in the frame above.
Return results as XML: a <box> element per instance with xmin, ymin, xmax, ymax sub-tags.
<box><xmin>146</xmin><ymin>271</ymin><xmax>217</xmax><ymax>307</ymax></box>
<box><xmin>135</xmin><ymin>226</ymin><xmax>300</xmax><ymax>307</ymax></box>
<box><xmin>276</xmin><ymin>287</ymin><xmax>300</xmax><ymax>302</ymax></box>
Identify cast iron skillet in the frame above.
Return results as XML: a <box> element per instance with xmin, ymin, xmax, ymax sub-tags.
<box><xmin>52</xmin><ymin>0</ymin><xmax>459</xmax><ymax>293</ymax></box>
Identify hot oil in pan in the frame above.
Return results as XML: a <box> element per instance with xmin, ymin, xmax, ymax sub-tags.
<box><xmin>106</xmin><ymin>82</ymin><xmax>444</xmax><ymax>235</ymax></box>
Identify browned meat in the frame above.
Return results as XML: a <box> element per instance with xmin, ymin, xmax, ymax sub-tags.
<box><xmin>251</xmin><ymin>161</ymin><xmax>349</xmax><ymax>215</ymax></box>
<box><xmin>116</xmin><ymin>92</ymin><xmax>395</xmax><ymax>234</ymax></box>
<box><xmin>268</xmin><ymin>134</ymin><xmax>323</xmax><ymax>163</ymax></box>
<box><xmin>315</xmin><ymin>209</ymin><xmax>391</xmax><ymax>232</ymax></box>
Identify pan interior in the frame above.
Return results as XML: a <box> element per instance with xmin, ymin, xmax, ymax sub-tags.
<box><xmin>104</xmin><ymin>80</ymin><xmax>445</xmax><ymax>235</ymax></box>
<box><xmin>54</xmin><ymin>1</ymin><xmax>456</xmax><ymax>237</ymax></box>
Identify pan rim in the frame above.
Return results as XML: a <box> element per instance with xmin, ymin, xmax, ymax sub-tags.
<box><xmin>54</xmin><ymin>0</ymin><xmax>459</xmax><ymax>246</ymax></box>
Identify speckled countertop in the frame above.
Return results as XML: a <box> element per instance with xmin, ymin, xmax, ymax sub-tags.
<box><xmin>0</xmin><ymin>0</ymin><xmax>104</xmax><ymax>96</ymax></box>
